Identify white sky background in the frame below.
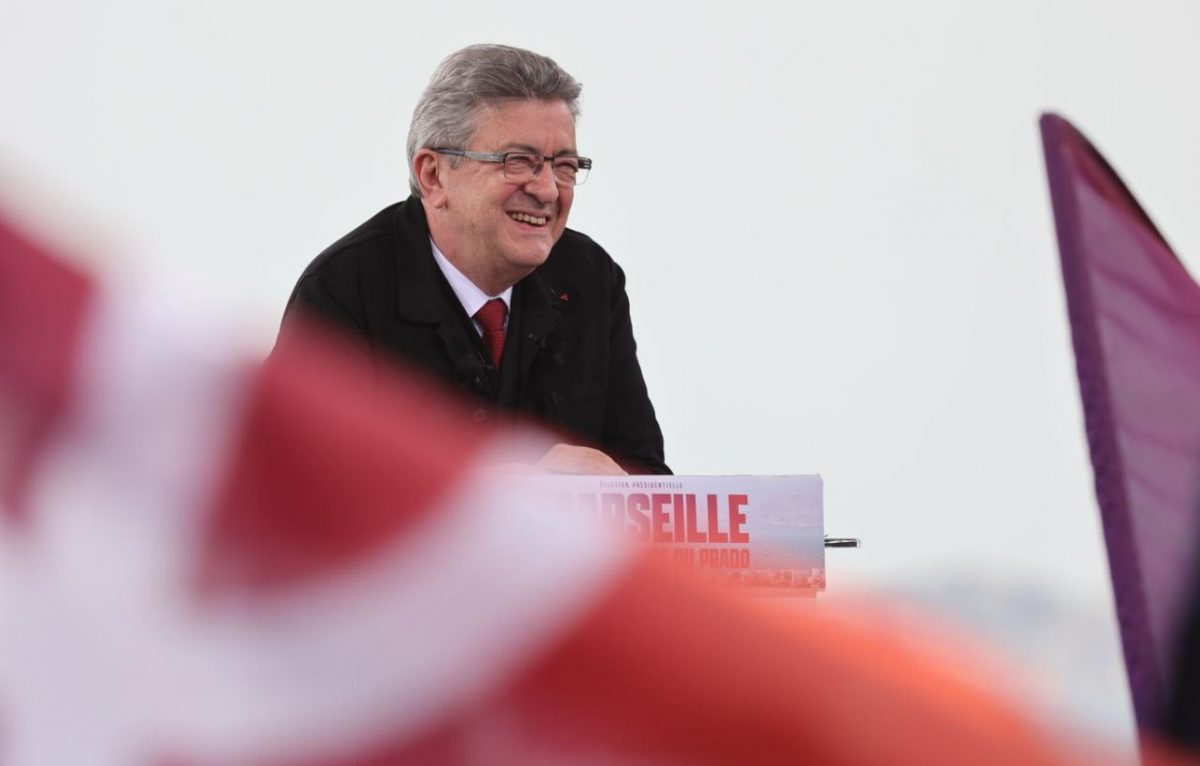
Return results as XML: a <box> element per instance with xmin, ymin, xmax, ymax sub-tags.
<box><xmin>3</xmin><ymin>0</ymin><xmax>1200</xmax><ymax>741</ymax></box>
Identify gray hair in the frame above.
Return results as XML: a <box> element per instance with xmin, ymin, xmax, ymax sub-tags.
<box><xmin>406</xmin><ymin>44</ymin><xmax>583</xmax><ymax>197</ymax></box>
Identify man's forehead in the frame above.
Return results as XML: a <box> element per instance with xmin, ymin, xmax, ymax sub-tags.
<box><xmin>470</xmin><ymin>99</ymin><xmax>577</xmax><ymax>145</ymax></box>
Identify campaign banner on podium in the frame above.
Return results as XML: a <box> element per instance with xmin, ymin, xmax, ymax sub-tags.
<box><xmin>534</xmin><ymin>475</ymin><xmax>825</xmax><ymax>593</ymax></box>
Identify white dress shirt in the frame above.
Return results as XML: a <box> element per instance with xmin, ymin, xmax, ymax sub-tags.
<box><xmin>429</xmin><ymin>238</ymin><xmax>512</xmax><ymax>337</ymax></box>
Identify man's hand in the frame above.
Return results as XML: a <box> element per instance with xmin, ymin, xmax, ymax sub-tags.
<box><xmin>537</xmin><ymin>443</ymin><xmax>628</xmax><ymax>475</ymax></box>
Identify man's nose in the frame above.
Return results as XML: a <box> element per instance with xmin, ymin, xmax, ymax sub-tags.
<box><xmin>524</xmin><ymin>162</ymin><xmax>560</xmax><ymax>203</ymax></box>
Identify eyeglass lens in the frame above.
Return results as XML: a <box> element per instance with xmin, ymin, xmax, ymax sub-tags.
<box><xmin>502</xmin><ymin>154</ymin><xmax>589</xmax><ymax>186</ymax></box>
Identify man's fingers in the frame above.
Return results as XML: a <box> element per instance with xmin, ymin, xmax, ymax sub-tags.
<box><xmin>538</xmin><ymin>444</ymin><xmax>628</xmax><ymax>475</ymax></box>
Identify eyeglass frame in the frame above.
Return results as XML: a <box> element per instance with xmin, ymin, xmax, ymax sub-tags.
<box><xmin>430</xmin><ymin>147</ymin><xmax>592</xmax><ymax>186</ymax></box>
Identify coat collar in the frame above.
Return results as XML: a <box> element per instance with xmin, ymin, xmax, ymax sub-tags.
<box><xmin>391</xmin><ymin>195</ymin><xmax>570</xmax><ymax>328</ymax></box>
<box><xmin>390</xmin><ymin>198</ymin><xmax>456</xmax><ymax>324</ymax></box>
<box><xmin>390</xmin><ymin>196</ymin><xmax>570</xmax><ymax>393</ymax></box>
<box><xmin>511</xmin><ymin>269</ymin><xmax>570</xmax><ymax>391</ymax></box>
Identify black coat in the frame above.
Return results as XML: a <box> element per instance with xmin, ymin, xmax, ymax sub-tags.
<box><xmin>280</xmin><ymin>197</ymin><xmax>669</xmax><ymax>474</ymax></box>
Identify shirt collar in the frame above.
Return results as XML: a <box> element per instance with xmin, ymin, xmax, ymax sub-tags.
<box><xmin>429</xmin><ymin>237</ymin><xmax>513</xmax><ymax>321</ymax></box>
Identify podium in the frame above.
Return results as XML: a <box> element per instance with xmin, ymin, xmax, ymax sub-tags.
<box><xmin>531</xmin><ymin>475</ymin><xmax>857</xmax><ymax>595</ymax></box>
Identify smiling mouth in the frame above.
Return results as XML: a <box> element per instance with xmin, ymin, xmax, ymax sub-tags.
<box><xmin>508</xmin><ymin>211</ymin><xmax>548</xmax><ymax>227</ymax></box>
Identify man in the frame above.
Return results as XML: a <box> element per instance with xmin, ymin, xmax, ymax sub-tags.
<box><xmin>280</xmin><ymin>44</ymin><xmax>668</xmax><ymax>475</ymax></box>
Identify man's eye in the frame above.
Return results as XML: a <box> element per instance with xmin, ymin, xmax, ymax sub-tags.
<box><xmin>506</xmin><ymin>154</ymin><xmax>539</xmax><ymax>171</ymax></box>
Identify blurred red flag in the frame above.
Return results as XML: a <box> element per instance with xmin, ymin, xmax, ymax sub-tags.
<box><xmin>0</xmin><ymin>207</ymin><xmax>1133</xmax><ymax>765</ymax></box>
<box><xmin>1042</xmin><ymin>113</ymin><xmax>1200</xmax><ymax>730</ymax></box>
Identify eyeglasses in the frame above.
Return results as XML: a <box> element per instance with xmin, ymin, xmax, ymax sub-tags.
<box><xmin>431</xmin><ymin>148</ymin><xmax>591</xmax><ymax>187</ymax></box>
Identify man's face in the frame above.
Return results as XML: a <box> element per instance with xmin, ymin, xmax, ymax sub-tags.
<box><xmin>436</xmin><ymin>99</ymin><xmax>577</xmax><ymax>287</ymax></box>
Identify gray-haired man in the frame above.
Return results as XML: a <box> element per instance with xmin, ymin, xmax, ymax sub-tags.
<box><xmin>281</xmin><ymin>44</ymin><xmax>669</xmax><ymax>475</ymax></box>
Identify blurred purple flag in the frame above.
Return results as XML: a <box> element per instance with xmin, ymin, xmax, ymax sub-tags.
<box><xmin>1042</xmin><ymin>113</ymin><xmax>1200</xmax><ymax>729</ymax></box>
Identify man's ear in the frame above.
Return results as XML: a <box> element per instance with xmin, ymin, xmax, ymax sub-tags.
<box><xmin>414</xmin><ymin>149</ymin><xmax>448</xmax><ymax>207</ymax></box>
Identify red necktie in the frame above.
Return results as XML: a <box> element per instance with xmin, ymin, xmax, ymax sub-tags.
<box><xmin>474</xmin><ymin>298</ymin><xmax>507</xmax><ymax>370</ymax></box>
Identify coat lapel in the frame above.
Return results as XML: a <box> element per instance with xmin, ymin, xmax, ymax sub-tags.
<box><xmin>390</xmin><ymin>201</ymin><xmax>495</xmax><ymax>397</ymax></box>
<box><xmin>512</xmin><ymin>272</ymin><xmax>569</xmax><ymax>402</ymax></box>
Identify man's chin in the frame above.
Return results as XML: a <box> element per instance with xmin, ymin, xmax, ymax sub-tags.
<box><xmin>504</xmin><ymin>244</ymin><xmax>554</xmax><ymax>270</ymax></box>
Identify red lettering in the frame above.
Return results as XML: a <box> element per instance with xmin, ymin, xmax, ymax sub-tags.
<box><xmin>626</xmin><ymin>493</ymin><xmax>651</xmax><ymax>542</ymax></box>
<box><xmin>728</xmin><ymin>494</ymin><xmax>749</xmax><ymax>543</ymax></box>
<box><xmin>651</xmin><ymin>494</ymin><xmax>672</xmax><ymax>543</ymax></box>
<box><xmin>691</xmin><ymin>547</ymin><xmax>753</xmax><ymax>569</ymax></box>
<box><xmin>706</xmin><ymin>494</ymin><xmax>728</xmax><ymax>543</ymax></box>
<box><xmin>672</xmin><ymin>494</ymin><xmax>685</xmax><ymax>542</ymax></box>
<box><xmin>685</xmin><ymin>494</ymin><xmax>707</xmax><ymax>543</ymax></box>
<box><xmin>600</xmin><ymin>493</ymin><xmax>625</xmax><ymax>530</ymax></box>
